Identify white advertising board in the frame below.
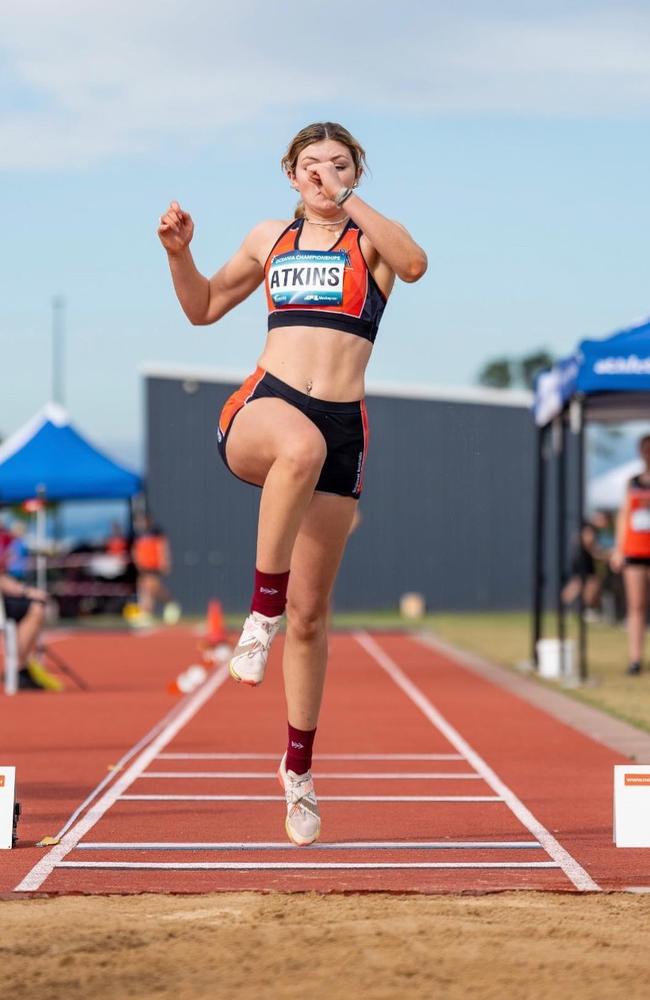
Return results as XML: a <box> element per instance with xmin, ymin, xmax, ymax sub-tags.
<box><xmin>614</xmin><ymin>764</ymin><xmax>650</xmax><ymax>848</ymax></box>
<box><xmin>0</xmin><ymin>766</ymin><xmax>16</xmax><ymax>849</ymax></box>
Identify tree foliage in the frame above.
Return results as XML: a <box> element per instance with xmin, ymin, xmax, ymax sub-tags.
<box><xmin>477</xmin><ymin>349</ymin><xmax>554</xmax><ymax>390</ymax></box>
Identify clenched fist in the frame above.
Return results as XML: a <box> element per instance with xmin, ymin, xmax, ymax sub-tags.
<box><xmin>158</xmin><ymin>201</ymin><xmax>194</xmax><ymax>254</ymax></box>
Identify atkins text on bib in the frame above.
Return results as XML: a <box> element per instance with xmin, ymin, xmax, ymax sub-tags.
<box><xmin>268</xmin><ymin>250</ymin><xmax>347</xmax><ymax>307</ymax></box>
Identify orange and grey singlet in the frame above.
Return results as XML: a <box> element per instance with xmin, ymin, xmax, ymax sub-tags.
<box><xmin>264</xmin><ymin>218</ymin><xmax>387</xmax><ymax>343</ymax></box>
<box><xmin>133</xmin><ymin>534</ymin><xmax>166</xmax><ymax>572</ymax></box>
<box><xmin>623</xmin><ymin>476</ymin><xmax>650</xmax><ymax>559</ymax></box>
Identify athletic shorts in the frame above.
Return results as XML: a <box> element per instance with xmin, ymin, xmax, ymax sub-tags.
<box><xmin>625</xmin><ymin>557</ymin><xmax>650</xmax><ymax>567</ymax></box>
<box><xmin>217</xmin><ymin>368</ymin><xmax>369</xmax><ymax>500</ymax></box>
<box><xmin>570</xmin><ymin>550</ymin><xmax>595</xmax><ymax>577</ymax></box>
<box><xmin>3</xmin><ymin>596</ymin><xmax>32</xmax><ymax>623</ymax></box>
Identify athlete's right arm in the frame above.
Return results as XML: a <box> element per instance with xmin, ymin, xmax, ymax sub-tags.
<box><xmin>158</xmin><ymin>203</ymin><xmax>280</xmax><ymax>325</ymax></box>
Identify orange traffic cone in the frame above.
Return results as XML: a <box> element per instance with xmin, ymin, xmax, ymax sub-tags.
<box><xmin>205</xmin><ymin>599</ymin><xmax>227</xmax><ymax>646</ymax></box>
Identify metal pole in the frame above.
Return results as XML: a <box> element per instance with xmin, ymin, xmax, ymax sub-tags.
<box><xmin>531</xmin><ymin>424</ymin><xmax>546</xmax><ymax>668</ymax></box>
<box><xmin>553</xmin><ymin>416</ymin><xmax>567</xmax><ymax>677</ymax></box>
<box><xmin>51</xmin><ymin>296</ymin><xmax>65</xmax><ymax>545</ymax></box>
<box><xmin>2</xmin><ymin>620</ymin><xmax>19</xmax><ymax>695</ymax></box>
<box><xmin>572</xmin><ymin>399</ymin><xmax>588</xmax><ymax>681</ymax></box>
<box><xmin>35</xmin><ymin>502</ymin><xmax>47</xmax><ymax>593</ymax></box>
<box><xmin>52</xmin><ymin>295</ymin><xmax>65</xmax><ymax>405</ymax></box>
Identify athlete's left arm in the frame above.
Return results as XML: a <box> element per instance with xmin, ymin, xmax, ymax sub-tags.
<box><xmin>344</xmin><ymin>195</ymin><xmax>427</xmax><ymax>283</ymax></box>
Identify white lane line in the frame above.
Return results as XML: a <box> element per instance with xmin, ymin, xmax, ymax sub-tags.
<box><xmin>37</xmin><ymin>689</ymin><xmax>211</xmax><ymax>847</ymax></box>
<box><xmin>76</xmin><ymin>840</ymin><xmax>543</xmax><ymax>851</ymax></box>
<box><xmin>119</xmin><ymin>794</ymin><xmax>502</xmax><ymax>802</ymax></box>
<box><xmin>354</xmin><ymin>632</ymin><xmax>602</xmax><ymax>894</ymax></box>
<box><xmin>57</xmin><ymin>860</ymin><xmax>561</xmax><ymax>871</ymax></box>
<box><xmin>13</xmin><ymin>664</ymin><xmax>230</xmax><ymax>893</ymax></box>
<box><xmin>139</xmin><ymin>771</ymin><xmax>482</xmax><ymax>780</ymax></box>
<box><xmin>157</xmin><ymin>753</ymin><xmax>464</xmax><ymax>761</ymax></box>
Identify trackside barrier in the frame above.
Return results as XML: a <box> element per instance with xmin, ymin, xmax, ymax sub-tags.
<box><xmin>614</xmin><ymin>765</ymin><xmax>650</xmax><ymax>848</ymax></box>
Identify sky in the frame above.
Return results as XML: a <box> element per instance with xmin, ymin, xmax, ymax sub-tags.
<box><xmin>2</xmin><ymin>0</ymin><xmax>650</xmax><ymax>470</ymax></box>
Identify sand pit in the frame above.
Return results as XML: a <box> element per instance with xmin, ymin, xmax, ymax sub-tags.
<box><xmin>2</xmin><ymin>891</ymin><xmax>649</xmax><ymax>1000</ymax></box>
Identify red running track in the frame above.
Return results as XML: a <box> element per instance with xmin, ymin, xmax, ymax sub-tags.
<box><xmin>2</xmin><ymin>626</ymin><xmax>648</xmax><ymax>895</ymax></box>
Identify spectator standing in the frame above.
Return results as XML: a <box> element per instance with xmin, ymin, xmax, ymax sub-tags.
<box><xmin>131</xmin><ymin>513</ymin><xmax>180</xmax><ymax>626</ymax></box>
<box><xmin>610</xmin><ymin>434</ymin><xmax>650</xmax><ymax>675</ymax></box>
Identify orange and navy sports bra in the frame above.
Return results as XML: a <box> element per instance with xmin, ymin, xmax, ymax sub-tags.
<box><xmin>264</xmin><ymin>218</ymin><xmax>387</xmax><ymax>344</ymax></box>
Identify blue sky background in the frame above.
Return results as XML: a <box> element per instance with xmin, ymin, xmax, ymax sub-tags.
<box><xmin>2</xmin><ymin>0</ymin><xmax>650</xmax><ymax>472</ymax></box>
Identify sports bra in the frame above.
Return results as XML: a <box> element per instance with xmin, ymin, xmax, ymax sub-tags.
<box><xmin>264</xmin><ymin>218</ymin><xmax>387</xmax><ymax>344</ymax></box>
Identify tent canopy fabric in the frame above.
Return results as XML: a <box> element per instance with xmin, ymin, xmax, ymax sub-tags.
<box><xmin>534</xmin><ymin>315</ymin><xmax>650</xmax><ymax>426</ymax></box>
<box><xmin>0</xmin><ymin>403</ymin><xmax>142</xmax><ymax>503</ymax></box>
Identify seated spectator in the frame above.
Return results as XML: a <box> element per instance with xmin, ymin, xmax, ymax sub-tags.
<box><xmin>1</xmin><ymin>533</ymin><xmax>61</xmax><ymax>691</ymax></box>
<box><xmin>0</xmin><ymin>518</ymin><xmax>12</xmax><ymax>555</ymax></box>
<box><xmin>562</xmin><ymin>520</ymin><xmax>604</xmax><ymax>621</ymax></box>
<box><xmin>6</xmin><ymin>521</ymin><xmax>30</xmax><ymax>581</ymax></box>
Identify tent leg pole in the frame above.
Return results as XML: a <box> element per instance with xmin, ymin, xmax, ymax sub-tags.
<box><xmin>554</xmin><ymin>418</ymin><xmax>567</xmax><ymax>676</ymax></box>
<box><xmin>532</xmin><ymin>425</ymin><xmax>546</xmax><ymax>668</ymax></box>
<box><xmin>575</xmin><ymin>405</ymin><xmax>587</xmax><ymax>681</ymax></box>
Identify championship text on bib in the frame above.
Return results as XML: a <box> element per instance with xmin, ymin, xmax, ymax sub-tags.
<box><xmin>269</xmin><ymin>251</ymin><xmax>347</xmax><ymax>307</ymax></box>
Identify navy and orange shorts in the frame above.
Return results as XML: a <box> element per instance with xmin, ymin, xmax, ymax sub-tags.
<box><xmin>217</xmin><ymin>368</ymin><xmax>369</xmax><ymax>499</ymax></box>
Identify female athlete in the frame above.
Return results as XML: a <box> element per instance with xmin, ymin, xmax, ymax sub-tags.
<box><xmin>158</xmin><ymin>122</ymin><xmax>427</xmax><ymax>844</ymax></box>
<box><xmin>611</xmin><ymin>434</ymin><xmax>650</xmax><ymax>675</ymax></box>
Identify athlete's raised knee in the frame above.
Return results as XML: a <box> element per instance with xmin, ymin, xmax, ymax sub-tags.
<box><xmin>277</xmin><ymin>433</ymin><xmax>326</xmax><ymax>482</ymax></box>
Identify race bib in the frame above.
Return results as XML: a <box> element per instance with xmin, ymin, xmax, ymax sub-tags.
<box><xmin>269</xmin><ymin>250</ymin><xmax>346</xmax><ymax>307</ymax></box>
<box><xmin>631</xmin><ymin>507</ymin><xmax>650</xmax><ymax>532</ymax></box>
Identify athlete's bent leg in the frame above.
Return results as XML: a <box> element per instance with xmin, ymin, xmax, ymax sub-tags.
<box><xmin>226</xmin><ymin>398</ymin><xmax>327</xmax><ymax>570</ymax></box>
<box><xmin>226</xmin><ymin>398</ymin><xmax>327</xmax><ymax>685</ymax></box>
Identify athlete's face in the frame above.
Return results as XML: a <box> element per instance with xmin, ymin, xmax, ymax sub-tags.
<box><xmin>290</xmin><ymin>139</ymin><xmax>358</xmax><ymax>210</ymax></box>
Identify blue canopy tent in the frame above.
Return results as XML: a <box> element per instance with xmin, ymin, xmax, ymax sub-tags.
<box><xmin>0</xmin><ymin>403</ymin><xmax>142</xmax><ymax>503</ymax></box>
<box><xmin>532</xmin><ymin>316</ymin><xmax>650</xmax><ymax>679</ymax></box>
<box><xmin>0</xmin><ymin>402</ymin><xmax>142</xmax><ymax>592</ymax></box>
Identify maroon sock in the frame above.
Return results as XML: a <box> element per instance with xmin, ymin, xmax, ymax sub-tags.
<box><xmin>250</xmin><ymin>568</ymin><xmax>289</xmax><ymax>617</ymax></box>
<box><xmin>286</xmin><ymin>723</ymin><xmax>317</xmax><ymax>775</ymax></box>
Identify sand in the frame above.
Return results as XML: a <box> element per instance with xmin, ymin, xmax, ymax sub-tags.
<box><xmin>2</xmin><ymin>891</ymin><xmax>649</xmax><ymax>1000</ymax></box>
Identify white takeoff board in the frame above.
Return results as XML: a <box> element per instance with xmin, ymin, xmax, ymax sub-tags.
<box><xmin>0</xmin><ymin>767</ymin><xmax>16</xmax><ymax>849</ymax></box>
<box><xmin>614</xmin><ymin>764</ymin><xmax>650</xmax><ymax>848</ymax></box>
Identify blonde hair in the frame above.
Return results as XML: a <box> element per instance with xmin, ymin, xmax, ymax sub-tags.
<box><xmin>281</xmin><ymin>122</ymin><xmax>367</xmax><ymax>219</ymax></box>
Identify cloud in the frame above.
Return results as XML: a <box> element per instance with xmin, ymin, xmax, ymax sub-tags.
<box><xmin>2</xmin><ymin>0</ymin><xmax>650</xmax><ymax>169</ymax></box>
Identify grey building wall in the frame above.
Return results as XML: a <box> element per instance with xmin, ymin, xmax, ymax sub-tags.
<box><xmin>145</xmin><ymin>371</ymin><xmax>537</xmax><ymax>614</ymax></box>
